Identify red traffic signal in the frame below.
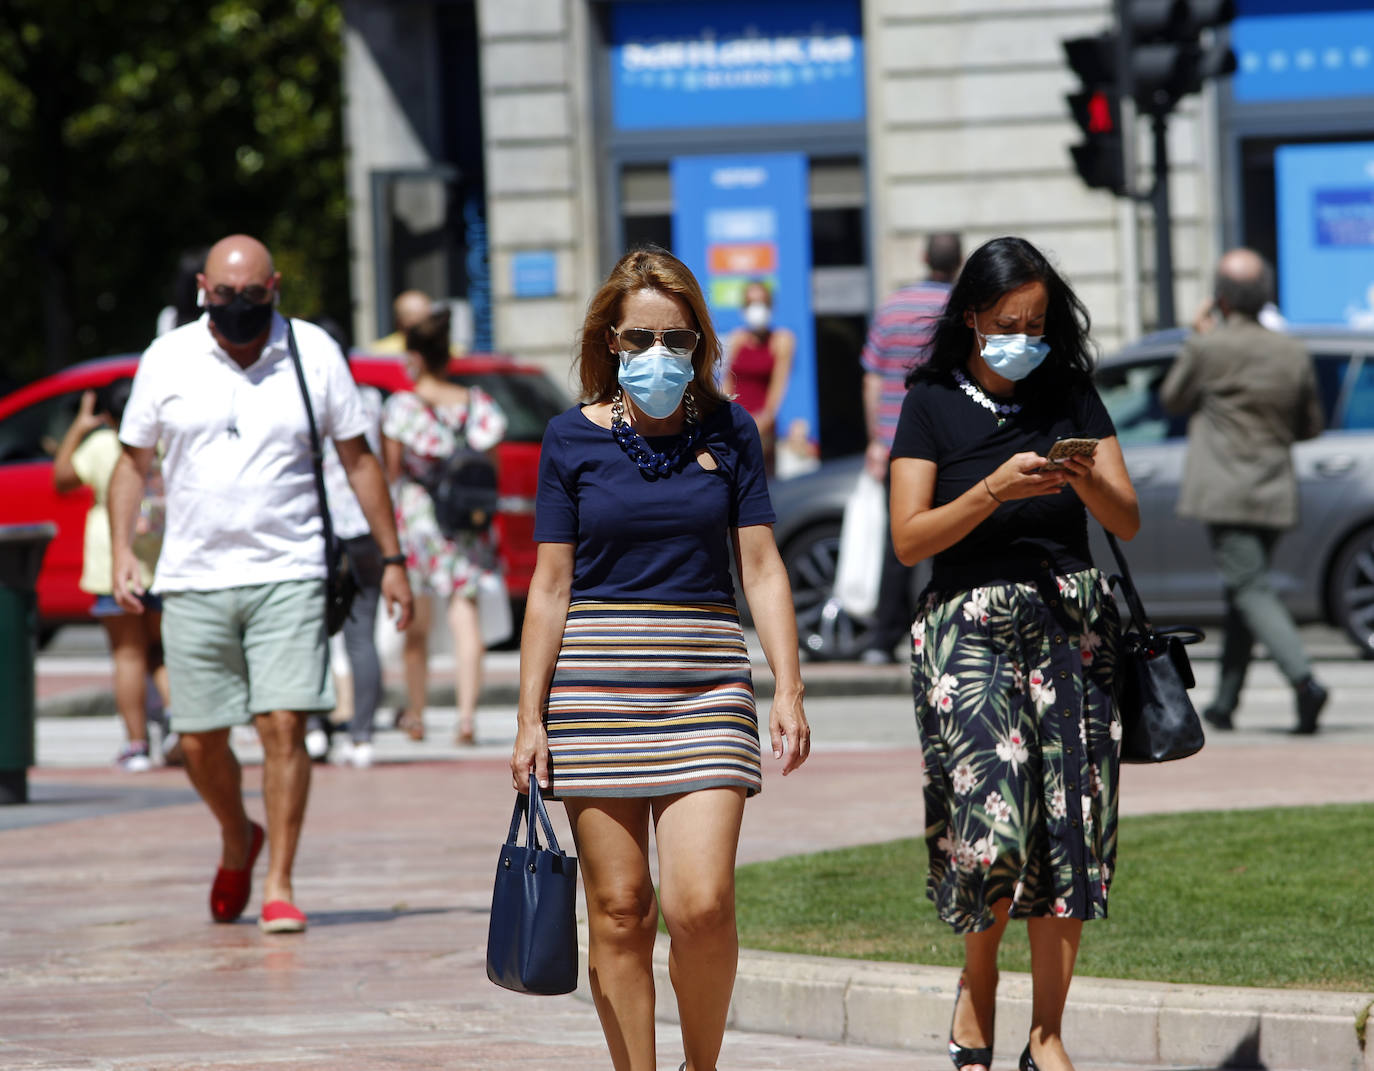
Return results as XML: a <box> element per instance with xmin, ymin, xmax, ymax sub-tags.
<box><xmin>1063</xmin><ymin>35</ymin><xmax>1127</xmax><ymax>195</ymax></box>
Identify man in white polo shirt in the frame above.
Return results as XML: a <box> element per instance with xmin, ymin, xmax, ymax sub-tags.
<box><xmin>109</xmin><ymin>234</ymin><xmax>414</xmax><ymax>934</ymax></box>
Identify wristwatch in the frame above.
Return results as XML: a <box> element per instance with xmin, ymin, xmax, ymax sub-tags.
<box><xmin>381</xmin><ymin>553</ymin><xmax>406</xmax><ymax>567</ymax></box>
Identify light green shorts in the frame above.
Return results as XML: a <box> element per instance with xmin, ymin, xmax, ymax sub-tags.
<box><xmin>161</xmin><ymin>580</ymin><xmax>335</xmax><ymax>733</ymax></box>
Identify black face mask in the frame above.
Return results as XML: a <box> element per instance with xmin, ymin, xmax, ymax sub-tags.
<box><xmin>206</xmin><ymin>294</ymin><xmax>274</xmax><ymax>345</ymax></box>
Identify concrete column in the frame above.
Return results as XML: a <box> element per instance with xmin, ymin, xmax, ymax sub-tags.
<box><xmin>476</xmin><ymin>0</ymin><xmax>596</xmax><ymax>392</ymax></box>
<box><xmin>341</xmin><ymin>0</ymin><xmax>444</xmax><ymax>349</ymax></box>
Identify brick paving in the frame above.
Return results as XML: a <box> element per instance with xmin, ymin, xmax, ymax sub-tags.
<box><xmin>6</xmin><ymin>636</ymin><xmax>1373</xmax><ymax>1070</ymax></box>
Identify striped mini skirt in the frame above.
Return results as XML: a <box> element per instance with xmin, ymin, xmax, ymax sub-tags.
<box><xmin>544</xmin><ymin>600</ymin><xmax>763</xmax><ymax>799</ymax></box>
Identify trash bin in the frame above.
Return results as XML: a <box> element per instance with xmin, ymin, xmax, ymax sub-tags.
<box><xmin>0</xmin><ymin>523</ymin><xmax>56</xmax><ymax>805</ymax></box>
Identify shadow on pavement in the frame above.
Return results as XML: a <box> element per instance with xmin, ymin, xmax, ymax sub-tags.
<box><xmin>0</xmin><ymin>781</ymin><xmax>213</xmax><ymax>831</ymax></box>
<box><xmin>304</xmin><ymin>905</ymin><xmax>462</xmax><ymax>927</ymax></box>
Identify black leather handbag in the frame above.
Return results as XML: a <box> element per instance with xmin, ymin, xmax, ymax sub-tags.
<box><xmin>486</xmin><ymin>779</ymin><xmax>579</xmax><ymax>995</ymax></box>
<box><xmin>286</xmin><ymin>324</ymin><xmax>356</xmax><ymax>636</ymax></box>
<box><xmin>1105</xmin><ymin>531</ymin><xmax>1207</xmax><ymax>764</ymax></box>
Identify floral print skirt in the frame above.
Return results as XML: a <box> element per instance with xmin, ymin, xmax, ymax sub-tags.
<box><xmin>910</xmin><ymin>568</ymin><xmax>1121</xmax><ymax>935</ymax></box>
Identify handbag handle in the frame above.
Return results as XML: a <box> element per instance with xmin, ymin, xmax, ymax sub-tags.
<box><xmin>1104</xmin><ymin>530</ymin><xmax>1203</xmax><ymax>648</ymax></box>
<box><xmin>505</xmin><ymin>778</ymin><xmax>564</xmax><ymax>856</ymax></box>
<box><xmin>1103</xmin><ymin>530</ymin><xmax>1151</xmax><ymax>635</ymax></box>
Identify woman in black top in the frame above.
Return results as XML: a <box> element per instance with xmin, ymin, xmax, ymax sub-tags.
<box><xmin>889</xmin><ymin>237</ymin><xmax>1139</xmax><ymax>1071</ymax></box>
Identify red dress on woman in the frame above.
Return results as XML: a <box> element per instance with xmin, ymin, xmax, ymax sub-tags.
<box><xmin>729</xmin><ymin>335</ymin><xmax>775</xmax><ymax>415</ymax></box>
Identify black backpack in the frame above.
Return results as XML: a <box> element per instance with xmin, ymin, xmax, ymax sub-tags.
<box><xmin>425</xmin><ymin>398</ymin><xmax>500</xmax><ymax>536</ymax></box>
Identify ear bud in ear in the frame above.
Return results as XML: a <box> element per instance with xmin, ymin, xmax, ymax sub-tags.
<box><xmin>197</xmin><ymin>288</ymin><xmax>207</xmax><ymax>308</ymax></box>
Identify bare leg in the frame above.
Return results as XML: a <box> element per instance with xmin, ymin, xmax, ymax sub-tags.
<box><xmin>654</xmin><ymin>787</ymin><xmax>747</xmax><ymax>1071</ymax></box>
<box><xmin>566</xmin><ymin>797</ymin><xmax>658</xmax><ymax>1071</ymax></box>
<box><xmin>448</xmin><ymin>592</ymin><xmax>482</xmax><ymax>742</ymax></box>
<box><xmin>179</xmin><ymin>728</ymin><xmax>253</xmax><ymax>868</ymax></box>
<box><xmin>143</xmin><ymin>611</ymin><xmax>171</xmax><ymax>709</ymax></box>
<box><xmin>102</xmin><ymin>615</ymin><xmax>148</xmax><ymax>746</ymax></box>
<box><xmin>1026</xmin><ymin>916</ymin><xmax>1084</xmax><ymax>1071</ymax></box>
<box><xmin>254</xmin><ymin>709</ymin><xmax>311</xmax><ymax>904</ymax></box>
<box><xmin>953</xmin><ymin>898</ymin><xmax>1010</xmax><ymax>1071</ymax></box>
<box><xmin>401</xmin><ymin>594</ymin><xmax>432</xmax><ymax>735</ymax></box>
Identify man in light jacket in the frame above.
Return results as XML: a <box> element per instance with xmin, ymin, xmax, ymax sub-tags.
<box><xmin>1160</xmin><ymin>248</ymin><xmax>1327</xmax><ymax>733</ymax></box>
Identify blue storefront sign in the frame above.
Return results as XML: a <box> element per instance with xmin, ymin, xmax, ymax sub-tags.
<box><xmin>671</xmin><ymin>153</ymin><xmax>818</xmax><ymax>452</ymax></box>
<box><xmin>1233</xmin><ymin>3</ymin><xmax>1374</xmax><ymax>103</ymax></box>
<box><xmin>1276</xmin><ymin>142</ymin><xmax>1374</xmax><ymax>325</ymax></box>
<box><xmin>510</xmin><ymin>250</ymin><xmax>557</xmax><ymax>299</ymax></box>
<box><xmin>609</xmin><ymin>1</ymin><xmax>864</xmax><ymax>131</ymax></box>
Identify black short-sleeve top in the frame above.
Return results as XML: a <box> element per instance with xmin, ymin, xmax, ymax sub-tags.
<box><xmin>890</xmin><ymin>369</ymin><xmax>1116</xmax><ymax>592</ymax></box>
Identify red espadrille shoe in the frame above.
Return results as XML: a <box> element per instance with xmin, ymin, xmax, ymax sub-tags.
<box><xmin>209</xmin><ymin>821</ymin><xmax>264</xmax><ymax>923</ymax></box>
<box><xmin>258</xmin><ymin>900</ymin><xmax>308</xmax><ymax>934</ymax></box>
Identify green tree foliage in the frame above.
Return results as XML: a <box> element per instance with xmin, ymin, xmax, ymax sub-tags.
<box><xmin>0</xmin><ymin>0</ymin><xmax>350</xmax><ymax>382</ymax></box>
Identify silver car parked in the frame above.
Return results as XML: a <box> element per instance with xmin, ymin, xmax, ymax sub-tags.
<box><xmin>774</xmin><ymin>326</ymin><xmax>1374</xmax><ymax>660</ymax></box>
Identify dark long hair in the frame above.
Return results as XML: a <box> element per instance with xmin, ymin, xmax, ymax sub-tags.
<box><xmin>908</xmin><ymin>236</ymin><xmax>1094</xmax><ymax>389</ymax></box>
<box><xmin>405</xmin><ymin>308</ymin><xmax>452</xmax><ymax>375</ymax></box>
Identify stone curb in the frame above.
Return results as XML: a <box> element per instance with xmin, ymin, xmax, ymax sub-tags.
<box><xmin>573</xmin><ymin>930</ymin><xmax>1373</xmax><ymax>1071</ymax></box>
<box><xmin>35</xmin><ymin>664</ymin><xmax>912</xmax><ymax>719</ymax></box>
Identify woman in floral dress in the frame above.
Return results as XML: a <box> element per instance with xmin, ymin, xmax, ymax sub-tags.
<box><xmin>382</xmin><ymin>309</ymin><xmax>507</xmax><ymax>745</ymax></box>
<box><xmin>888</xmin><ymin>238</ymin><xmax>1139</xmax><ymax>1071</ymax></box>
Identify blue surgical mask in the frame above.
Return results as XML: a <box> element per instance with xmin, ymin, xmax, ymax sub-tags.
<box><xmin>977</xmin><ymin>330</ymin><xmax>1051</xmax><ymax>381</ymax></box>
<box><xmin>617</xmin><ymin>345</ymin><xmax>695</xmax><ymax>419</ymax></box>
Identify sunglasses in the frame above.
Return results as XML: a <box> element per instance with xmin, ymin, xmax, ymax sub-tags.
<box><xmin>205</xmin><ymin>284</ymin><xmax>275</xmax><ymax>306</ymax></box>
<box><xmin>613</xmin><ymin>326</ymin><xmax>700</xmax><ymax>358</ymax></box>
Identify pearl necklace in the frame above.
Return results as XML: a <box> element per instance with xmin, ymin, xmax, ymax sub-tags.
<box><xmin>953</xmin><ymin>369</ymin><xmax>1021</xmax><ymax>425</ymax></box>
<box><xmin>611</xmin><ymin>387</ymin><xmax>700</xmax><ymax>477</ymax></box>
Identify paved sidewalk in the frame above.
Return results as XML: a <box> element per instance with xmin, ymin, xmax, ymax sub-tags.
<box><xmin>7</xmin><ymin>638</ymin><xmax>1374</xmax><ymax>1070</ymax></box>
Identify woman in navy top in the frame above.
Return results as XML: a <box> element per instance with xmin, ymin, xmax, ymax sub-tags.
<box><xmin>511</xmin><ymin>246</ymin><xmax>810</xmax><ymax>1071</ymax></box>
<box><xmin>889</xmin><ymin>238</ymin><xmax>1139</xmax><ymax>1071</ymax></box>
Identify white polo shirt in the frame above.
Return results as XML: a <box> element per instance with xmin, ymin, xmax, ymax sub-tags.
<box><xmin>120</xmin><ymin>314</ymin><xmax>369</xmax><ymax>593</ymax></box>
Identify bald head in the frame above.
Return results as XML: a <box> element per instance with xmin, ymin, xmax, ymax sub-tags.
<box><xmin>392</xmin><ymin>290</ymin><xmax>434</xmax><ymax>332</ymax></box>
<box><xmin>203</xmin><ymin>235</ymin><xmax>275</xmax><ymax>286</ymax></box>
<box><xmin>1214</xmin><ymin>247</ymin><xmax>1273</xmax><ymax>319</ymax></box>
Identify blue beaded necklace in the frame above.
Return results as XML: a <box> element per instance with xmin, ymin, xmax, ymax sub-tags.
<box><xmin>611</xmin><ymin>387</ymin><xmax>700</xmax><ymax>477</ymax></box>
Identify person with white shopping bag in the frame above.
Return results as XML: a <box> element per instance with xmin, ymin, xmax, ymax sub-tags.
<box><xmin>858</xmin><ymin>232</ymin><xmax>962</xmax><ymax>663</ymax></box>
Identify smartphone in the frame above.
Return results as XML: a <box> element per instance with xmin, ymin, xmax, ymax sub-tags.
<box><xmin>1041</xmin><ymin>437</ymin><xmax>1100</xmax><ymax>468</ymax></box>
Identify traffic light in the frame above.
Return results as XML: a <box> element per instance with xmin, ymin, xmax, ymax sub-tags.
<box><xmin>1125</xmin><ymin>0</ymin><xmax>1237</xmax><ymax>116</ymax></box>
<box><xmin>1063</xmin><ymin>34</ymin><xmax>1126</xmax><ymax>194</ymax></box>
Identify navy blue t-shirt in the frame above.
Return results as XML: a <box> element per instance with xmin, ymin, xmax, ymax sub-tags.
<box><xmin>533</xmin><ymin>401</ymin><xmax>776</xmax><ymax>602</ymax></box>
<box><xmin>890</xmin><ymin>370</ymin><xmax>1116</xmax><ymax>590</ymax></box>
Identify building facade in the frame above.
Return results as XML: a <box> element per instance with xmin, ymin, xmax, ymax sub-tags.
<box><xmin>342</xmin><ymin>0</ymin><xmax>1372</xmax><ymax>456</ymax></box>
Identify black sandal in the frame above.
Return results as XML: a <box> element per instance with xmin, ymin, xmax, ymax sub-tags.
<box><xmin>948</xmin><ymin>974</ymin><xmax>994</xmax><ymax>1069</ymax></box>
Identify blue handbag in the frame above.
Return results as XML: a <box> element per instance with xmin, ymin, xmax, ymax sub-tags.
<box><xmin>485</xmin><ymin>780</ymin><xmax>579</xmax><ymax>995</ymax></box>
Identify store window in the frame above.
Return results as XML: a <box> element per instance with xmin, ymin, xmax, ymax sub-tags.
<box><xmin>1226</xmin><ymin>1</ymin><xmax>1374</xmax><ymax>325</ymax></box>
<box><xmin>617</xmin><ymin>156</ymin><xmax>868</xmax><ymax>458</ymax></box>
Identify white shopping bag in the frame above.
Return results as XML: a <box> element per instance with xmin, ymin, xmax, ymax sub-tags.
<box><xmin>833</xmin><ymin>470</ymin><xmax>887</xmax><ymax>619</ymax></box>
<box><xmin>374</xmin><ymin>593</ymin><xmax>407</xmax><ymax>666</ymax></box>
<box><xmin>477</xmin><ymin>571</ymin><xmax>513</xmax><ymax>648</ymax></box>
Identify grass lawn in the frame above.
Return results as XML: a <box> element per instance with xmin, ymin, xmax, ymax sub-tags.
<box><xmin>733</xmin><ymin>802</ymin><xmax>1374</xmax><ymax>991</ymax></box>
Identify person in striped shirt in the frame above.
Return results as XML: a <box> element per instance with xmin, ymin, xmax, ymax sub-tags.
<box><xmin>859</xmin><ymin>232</ymin><xmax>961</xmax><ymax>663</ymax></box>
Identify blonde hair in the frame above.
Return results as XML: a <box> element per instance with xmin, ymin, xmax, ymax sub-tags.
<box><xmin>576</xmin><ymin>246</ymin><xmax>727</xmax><ymax>410</ymax></box>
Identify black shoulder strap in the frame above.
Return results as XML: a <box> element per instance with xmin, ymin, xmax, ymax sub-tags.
<box><xmin>285</xmin><ymin>322</ymin><xmax>337</xmax><ymax>566</ymax></box>
<box><xmin>1104</xmin><ymin>528</ymin><xmax>1151</xmax><ymax>635</ymax></box>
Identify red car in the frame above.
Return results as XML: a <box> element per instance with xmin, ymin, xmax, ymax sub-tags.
<box><xmin>0</xmin><ymin>351</ymin><xmax>569</xmax><ymax>638</ymax></box>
